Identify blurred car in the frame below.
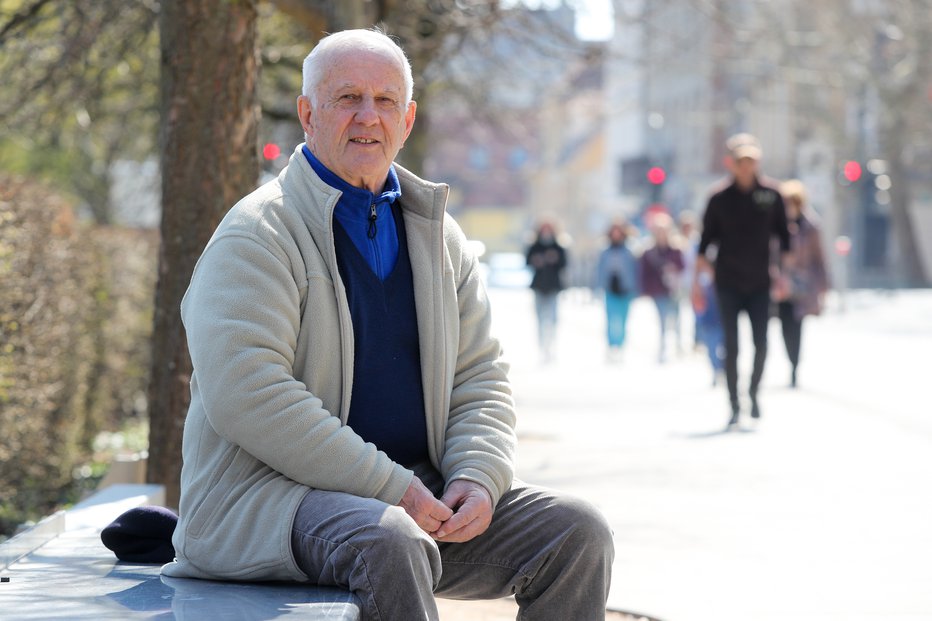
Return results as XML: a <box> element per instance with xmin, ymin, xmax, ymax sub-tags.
<box><xmin>483</xmin><ymin>252</ymin><xmax>532</xmax><ymax>289</ymax></box>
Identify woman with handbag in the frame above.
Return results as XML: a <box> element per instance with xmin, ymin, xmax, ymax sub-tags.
<box><xmin>776</xmin><ymin>180</ymin><xmax>830</xmax><ymax>388</ymax></box>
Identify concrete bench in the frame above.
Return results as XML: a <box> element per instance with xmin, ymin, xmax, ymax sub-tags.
<box><xmin>0</xmin><ymin>484</ymin><xmax>361</xmax><ymax>620</ymax></box>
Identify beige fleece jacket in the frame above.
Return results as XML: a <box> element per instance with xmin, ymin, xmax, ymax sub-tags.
<box><xmin>161</xmin><ymin>145</ymin><xmax>516</xmax><ymax>581</ymax></box>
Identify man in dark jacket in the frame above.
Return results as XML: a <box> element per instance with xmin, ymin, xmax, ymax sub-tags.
<box><xmin>693</xmin><ymin>134</ymin><xmax>791</xmax><ymax>427</ymax></box>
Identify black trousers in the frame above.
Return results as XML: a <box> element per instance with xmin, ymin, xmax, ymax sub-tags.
<box><xmin>715</xmin><ymin>286</ymin><xmax>771</xmax><ymax>406</ymax></box>
<box><xmin>778</xmin><ymin>301</ymin><xmax>802</xmax><ymax>370</ymax></box>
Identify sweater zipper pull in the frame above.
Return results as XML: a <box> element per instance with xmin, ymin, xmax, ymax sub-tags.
<box><xmin>367</xmin><ymin>203</ymin><xmax>377</xmax><ymax>239</ymax></box>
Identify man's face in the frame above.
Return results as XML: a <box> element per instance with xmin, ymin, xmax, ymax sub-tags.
<box><xmin>730</xmin><ymin>156</ymin><xmax>759</xmax><ymax>188</ymax></box>
<box><xmin>298</xmin><ymin>48</ymin><xmax>416</xmax><ymax>193</ymax></box>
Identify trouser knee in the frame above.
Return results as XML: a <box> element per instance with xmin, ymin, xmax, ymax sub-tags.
<box><xmin>352</xmin><ymin>507</ymin><xmax>442</xmax><ymax>590</ymax></box>
<box><xmin>551</xmin><ymin>496</ymin><xmax>615</xmax><ymax>568</ymax></box>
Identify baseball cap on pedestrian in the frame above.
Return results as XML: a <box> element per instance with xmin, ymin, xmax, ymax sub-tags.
<box><xmin>726</xmin><ymin>133</ymin><xmax>762</xmax><ymax>161</ymax></box>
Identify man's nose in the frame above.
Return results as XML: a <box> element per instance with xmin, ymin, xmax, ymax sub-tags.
<box><xmin>354</xmin><ymin>98</ymin><xmax>379</xmax><ymax>125</ymax></box>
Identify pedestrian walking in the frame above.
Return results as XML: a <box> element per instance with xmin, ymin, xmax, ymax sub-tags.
<box><xmin>693</xmin><ymin>266</ymin><xmax>725</xmax><ymax>386</ymax></box>
<box><xmin>596</xmin><ymin>222</ymin><xmax>639</xmax><ymax>361</ymax></box>
<box><xmin>678</xmin><ymin>210</ymin><xmax>702</xmax><ymax>350</ymax></box>
<box><xmin>775</xmin><ymin>179</ymin><xmax>830</xmax><ymax>388</ymax></box>
<box><xmin>639</xmin><ymin>212</ymin><xmax>685</xmax><ymax>363</ymax></box>
<box><xmin>692</xmin><ymin>133</ymin><xmax>791</xmax><ymax>427</ymax></box>
<box><xmin>526</xmin><ymin>220</ymin><xmax>568</xmax><ymax>362</ymax></box>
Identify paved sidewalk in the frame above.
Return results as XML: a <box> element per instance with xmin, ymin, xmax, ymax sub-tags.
<box><xmin>439</xmin><ymin>288</ymin><xmax>932</xmax><ymax>621</ymax></box>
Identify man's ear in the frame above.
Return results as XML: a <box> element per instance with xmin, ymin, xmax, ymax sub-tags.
<box><xmin>402</xmin><ymin>100</ymin><xmax>417</xmax><ymax>142</ymax></box>
<box><xmin>297</xmin><ymin>95</ymin><xmax>313</xmax><ymax>135</ymax></box>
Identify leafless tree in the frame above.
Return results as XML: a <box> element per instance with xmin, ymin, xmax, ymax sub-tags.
<box><xmin>146</xmin><ymin>0</ymin><xmax>260</xmax><ymax>507</ymax></box>
<box><xmin>0</xmin><ymin>0</ymin><xmax>159</xmax><ymax>224</ymax></box>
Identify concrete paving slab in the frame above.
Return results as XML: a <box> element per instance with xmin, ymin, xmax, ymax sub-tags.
<box><xmin>478</xmin><ymin>287</ymin><xmax>932</xmax><ymax>621</ymax></box>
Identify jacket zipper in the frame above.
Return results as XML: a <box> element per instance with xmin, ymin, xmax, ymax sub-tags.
<box><xmin>367</xmin><ymin>203</ymin><xmax>383</xmax><ymax>278</ymax></box>
<box><xmin>367</xmin><ymin>203</ymin><xmax>377</xmax><ymax>239</ymax></box>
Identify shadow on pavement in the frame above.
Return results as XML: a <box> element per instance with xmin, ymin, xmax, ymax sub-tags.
<box><xmin>671</xmin><ymin>426</ymin><xmax>758</xmax><ymax>440</ymax></box>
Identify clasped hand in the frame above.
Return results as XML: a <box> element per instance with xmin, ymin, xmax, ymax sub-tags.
<box><xmin>397</xmin><ymin>476</ymin><xmax>493</xmax><ymax>543</ymax></box>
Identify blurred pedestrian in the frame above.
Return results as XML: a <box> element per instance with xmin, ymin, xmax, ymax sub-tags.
<box><xmin>693</xmin><ymin>133</ymin><xmax>791</xmax><ymax>427</ymax></box>
<box><xmin>596</xmin><ymin>222</ymin><xmax>639</xmax><ymax>361</ymax></box>
<box><xmin>693</xmin><ymin>263</ymin><xmax>725</xmax><ymax>386</ymax></box>
<box><xmin>678</xmin><ymin>210</ymin><xmax>702</xmax><ymax>350</ymax></box>
<box><xmin>526</xmin><ymin>220</ymin><xmax>567</xmax><ymax>362</ymax></box>
<box><xmin>639</xmin><ymin>212</ymin><xmax>684</xmax><ymax>363</ymax></box>
<box><xmin>775</xmin><ymin>180</ymin><xmax>830</xmax><ymax>388</ymax></box>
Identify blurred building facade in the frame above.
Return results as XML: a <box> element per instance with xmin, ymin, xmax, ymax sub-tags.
<box><xmin>604</xmin><ymin>0</ymin><xmax>932</xmax><ymax>288</ymax></box>
<box><xmin>423</xmin><ymin>4</ymin><xmax>587</xmax><ymax>256</ymax></box>
<box><xmin>607</xmin><ymin>0</ymin><xmax>819</xmax><ymax>231</ymax></box>
<box><xmin>527</xmin><ymin>47</ymin><xmax>607</xmax><ymax>288</ymax></box>
<box><xmin>92</xmin><ymin>1</ymin><xmax>931</xmax><ymax>288</ymax></box>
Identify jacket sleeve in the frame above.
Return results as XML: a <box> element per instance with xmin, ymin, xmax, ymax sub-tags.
<box><xmin>525</xmin><ymin>243</ymin><xmax>536</xmax><ymax>267</ymax></box>
<box><xmin>809</xmin><ymin>223</ymin><xmax>831</xmax><ymax>292</ymax></box>
<box><xmin>441</xmin><ymin>222</ymin><xmax>517</xmax><ymax>506</ymax></box>
<box><xmin>181</xmin><ymin>231</ymin><xmax>412</xmax><ymax>504</ymax></box>
<box><xmin>628</xmin><ymin>249</ymin><xmax>642</xmax><ymax>295</ymax></box>
<box><xmin>773</xmin><ymin>193</ymin><xmax>791</xmax><ymax>253</ymax></box>
<box><xmin>638</xmin><ymin>252</ymin><xmax>650</xmax><ymax>289</ymax></box>
<box><xmin>698</xmin><ymin>198</ymin><xmax>718</xmax><ymax>257</ymax></box>
<box><xmin>595</xmin><ymin>250</ymin><xmax>607</xmax><ymax>290</ymax></box>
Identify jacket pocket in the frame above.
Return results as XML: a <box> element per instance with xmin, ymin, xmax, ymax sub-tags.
<box><xmin>185</xmin><ymin>445</ymin><xmax>249</xmax><ymax>539</ymax></box>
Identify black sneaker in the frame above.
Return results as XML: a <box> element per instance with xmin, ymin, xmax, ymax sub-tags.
<box><xmin>750</xmin><ymin>396</ymin><xmax>761</xmax><ymax>419</ymax></box>
<box><xmin>727</xmin><ymin>402</ymin><xmax>740</xmax><ymax>427</ymax></box>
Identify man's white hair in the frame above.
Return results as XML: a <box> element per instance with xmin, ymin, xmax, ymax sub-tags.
<box><xmin>302</xmin><ymin>28</ymin><xmax>414</xmax><ymax>105</ymax></box>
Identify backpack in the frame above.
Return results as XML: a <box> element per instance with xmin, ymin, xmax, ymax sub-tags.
<box><xmin>608</xmin><ymin>272</ymin><xmax>627</xmax><ymax>296</ymax></box>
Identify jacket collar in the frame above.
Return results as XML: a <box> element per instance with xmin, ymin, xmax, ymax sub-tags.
<box><xmin>280</xmin><ymin>143</ymin><xmax>449</xmax><ymax>229</ymax></box>
<box><xmin>300</xmin><ymin>145</ymin><xmax>401</xmax><ymax>218</ymax></box>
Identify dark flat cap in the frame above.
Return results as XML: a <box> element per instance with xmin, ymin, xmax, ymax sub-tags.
<box><xmin>100</xmin><ymin>505</ymin><xmax>178</xmax><ymax>563</ymax></box>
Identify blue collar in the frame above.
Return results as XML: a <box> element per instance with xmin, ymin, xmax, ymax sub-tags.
<box><xmin>302</xmin><ymin>145</ymin><xmax>401</xmax><ymax>216</ymax></box>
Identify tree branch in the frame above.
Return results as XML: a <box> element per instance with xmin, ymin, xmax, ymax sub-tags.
<box><xmin>0</xmin><ymin>0</ymin><xmax>55</xmax><ymax>45</ymax></box>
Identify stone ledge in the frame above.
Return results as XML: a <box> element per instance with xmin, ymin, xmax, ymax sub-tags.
<box><xmin>0</xmin><ymin>484</ymin><xmax>361</xmax><ymax>620</ymax></box>
<box><xmin>0</xmin><ymin>510</ymin><xmax>65</xmax><ymax>571</ymax></box>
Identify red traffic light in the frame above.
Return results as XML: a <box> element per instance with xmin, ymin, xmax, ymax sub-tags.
<box><xmin>842</xmin><ymin>160</ymin><xmax>862</xmax><ymax>183</ymax></box>
<box><xmin>647</xmin><ymin>166</ymin><xmax>666</xmax><ymax>185</ymax></box>
<box><xmin>263</xmin><ymin>143</ymin><xmax>281</xmax><ymax>161</ymax></box>
<box><xmin>834</xmin><ymin>236</ymin><xmax>852</xmax><ymax>257</ymax></box>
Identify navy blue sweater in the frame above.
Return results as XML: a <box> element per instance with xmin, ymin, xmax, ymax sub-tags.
<box><xmin>333</xmin><ymin>204</ymin><xmax>429</xmax><ymax>466</ymax></box>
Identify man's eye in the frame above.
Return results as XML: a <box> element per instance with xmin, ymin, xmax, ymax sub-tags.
<box><xmin>340</xmin><ymin>94</ymin><xmax>359</xmax><ymax>101</ymax></box>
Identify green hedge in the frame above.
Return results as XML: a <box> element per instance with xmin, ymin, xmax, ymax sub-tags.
<box><xmin>0</xmin><ymin>175</ymin><xmax>157</xmax><ymax>538</ymax></box>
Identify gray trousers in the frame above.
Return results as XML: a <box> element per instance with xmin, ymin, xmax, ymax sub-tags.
<box><xmin>291</xmin><ymin>462</ymin><xmax>614</xmax><ymax>621</ymax></box>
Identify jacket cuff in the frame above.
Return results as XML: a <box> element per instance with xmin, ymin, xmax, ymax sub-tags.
<box><xmin>376</xmin><ymin>463</ymin><xmax>415</xmax><ymax>505</ymax></box>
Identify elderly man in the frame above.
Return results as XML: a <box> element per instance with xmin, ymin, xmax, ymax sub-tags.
<box><xmin>693</xmin><ymin>133</ymin><xmax>791</xmax><ymax>428</ymax></box>
<box><xmin>161</xmin><ymin>29</ymin><xmax>613</xmax><ymax>620</ymax></box>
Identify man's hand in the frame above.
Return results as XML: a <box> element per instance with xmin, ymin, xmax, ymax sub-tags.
<box><xmin>398</xmin><ymin>476</ymin><xmax>454</xmax><ymax>535</ymax></box>
<box><xmin>690</xmin><ymin>280</ymin><xmax>707</xmax><ymax>313</ymax></box>
<box><xmin>434</xmin><ymin>480</ymin><xmax>494</xmax><ymax>543</ymax></box>
<box><xmin>692</xmin><ymin>255</ymin><xmax>711</xmax><ymax>313</ymax></box>
<box><xmin>771</xmin><ymin>273</ymin><xmax>792</xmax><ymax>302</ymax></box>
